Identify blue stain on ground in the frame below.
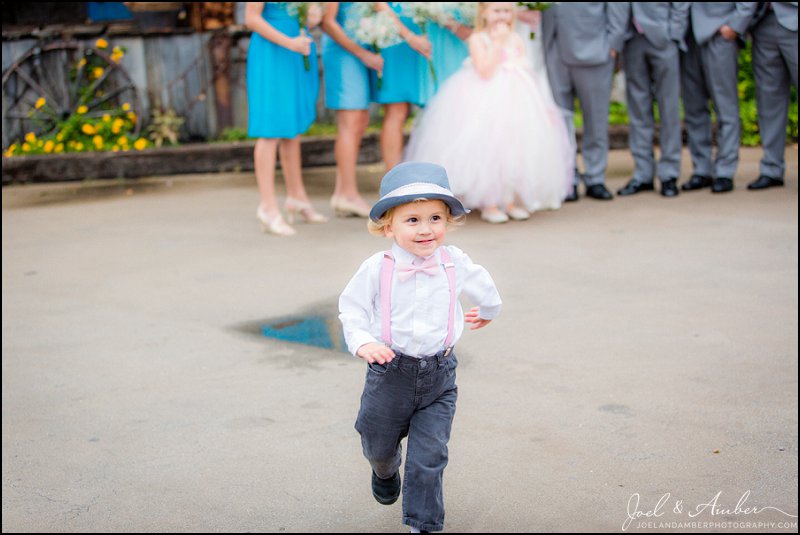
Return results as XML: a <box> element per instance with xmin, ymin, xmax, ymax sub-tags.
<box><xmin>261</xmin><ymin>314</ymin><xmax>348</xmax><ymax>353</ymax></box>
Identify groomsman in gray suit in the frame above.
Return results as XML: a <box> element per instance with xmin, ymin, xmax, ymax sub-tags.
<box><xmin>680</xmin><ymin>2</ymin><xmax>757</xmax><ymax>194</ymax></box>
<box><xmin>542</xmin><ymin>3</ymin><xmax>628</xmax><ymax>201</ymax></box>
<box><xmin>748</xmin><ymin>1</ymin><xmax>798</xmax><ymax>190</ymax></box>
<box><xmin>617</xmin><ymin>2</ymin><xmax>691</xmax><ymax>198</ymax></box>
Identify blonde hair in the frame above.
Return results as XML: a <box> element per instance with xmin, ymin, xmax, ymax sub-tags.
<box><xmin>367</xmin><ymin>198</ymin><xmax>466</xmax><ymax>237</ymax></box>
<box><xmin>475</xmin><ymin>2</ymin><xmax>518</xmax><ymax>32</ymax></box>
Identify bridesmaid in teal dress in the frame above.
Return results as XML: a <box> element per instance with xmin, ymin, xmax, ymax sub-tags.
<box><xmin>371</xmin><ymin>2</ymin><xmax>432</xmax><ymax>170</ymax></box>
<box><xmin>321</xmin><ymin>2</ymin><xmax>384</xmax><ymax>218</ymax></box>
<box><xmin>245</xmin><ymin>2</ymin><xmax>326</xmax><ymax>236</ymax></box>
<box><xmin>418</xmin><ymin>15</ymin><xmax>472</xmax><ymax>103</ymax></box>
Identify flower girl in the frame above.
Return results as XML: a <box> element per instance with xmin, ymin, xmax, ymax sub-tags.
<box><xmin>404</xmin><ymin>2</ymin><xmax>573</xmax><ymax>223</ymax></box>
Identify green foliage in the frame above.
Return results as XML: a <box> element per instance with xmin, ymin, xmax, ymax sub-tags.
<box><xmin>147</xmin><ymin>107</ymin><xmax>185</xmax><ymax>147</ymax></box>
<box><xmin>216</xmin><ymin>127</ymin><xmax>251</xmax><ymax>142</ymax></box>
<box><xmin>4</xmin><ymin>105</ymin><xmax>145</xmax><ymax>157</ymax></box>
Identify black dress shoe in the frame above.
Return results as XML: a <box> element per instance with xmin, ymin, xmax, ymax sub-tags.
<box><xmin>711</xmin><ymin>177</ymin><xmax>734</xmax><ymax>193</ymax></box>
<box><xmin>681</xmin><ymin>174</ymin><xmax>713</xmax><ymax>191</ymax></box>
<box><xmin>564</xmin><ymin>184</ymin><xmax>578</xmax><ymax>202</ymax></box>
<box><xmin>585</xmin><ymin>183</ymin><xmax>613</xmax><ymax>200</ymax></box>
<box><xmin>660</xmin><ymin>178</ymin><xmax>679</xmax><ymax>197</ymax></box>
<box><xmin>372</xmin><ymin>471</ymin><xmax>401</xmax><ymax>505</ymax></box>
<box><xmin>747</xmin><ymin>175</ymin><xmax>784</xmax><ymax>190</ymax></box>
<box><xmin>617</xmin><ymin>179</ymin><xmax>655</xmax><ymax>196</ymax></box>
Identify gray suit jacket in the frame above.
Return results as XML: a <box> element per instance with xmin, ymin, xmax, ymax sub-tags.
<box><xmin>752</xmin><ymin>1</ymin><xmax>799</xmax><ymax>31</ymax></box>
<box><xmin>542</xmin><ymin>3</ymin><xmax>628</xmax><ymax>67</ymax></box>
<box><xmin>624</xmin><ymin>2</ymin><xmax>691</xmax><ymax>51</ymax></box>
<box><xmin>773</xmin><ymin>1</ymin><xmax>799</xmax><ymax>31</ymax></box>
<box><xmin>689</xmin><ymin>2</ymin><xmax>758</xmax><ymax>45</ymax></box>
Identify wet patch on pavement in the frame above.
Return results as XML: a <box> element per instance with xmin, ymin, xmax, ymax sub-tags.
<box><xmin>232</xmin><ymin>300</ymin><xmax>349</xmax><ymax>355</ymax></box>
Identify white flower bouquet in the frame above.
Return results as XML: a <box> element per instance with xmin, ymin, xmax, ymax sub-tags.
<box><xmin>286</xmin><ymin>2</ymin><xmax>321</xmax><ymax>70</ymax></box>
<box><xmin>346</xmin><ymin>4</ymin><xmax>402</xmax><ymax>89</ymax></box>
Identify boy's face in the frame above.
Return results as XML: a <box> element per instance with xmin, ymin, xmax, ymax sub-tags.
<box><xmin>385</xmin><ymin>200</ymin><xmax>448</xmax><ymax>257</ymax></box>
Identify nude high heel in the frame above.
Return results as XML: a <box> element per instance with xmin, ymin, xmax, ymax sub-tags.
<box><xmin>256</xmin><ymin>206</ymin><xmax>296</xmax><ymax>236</ymax></box>
<box><xmin>330</xmin><ymin>196</ymin><xmax>371</xmax><ymax>218</ymax></box>
<box><xmin>284</xmin><ymin>197</ymin><xmax>328</xmax><ymax>224</ymax></box>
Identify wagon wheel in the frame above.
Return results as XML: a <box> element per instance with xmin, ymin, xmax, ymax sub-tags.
<box><xmin>2</xmin><ymin>40</ymin><xmax>142</xmax><ymax>148</ymax></box>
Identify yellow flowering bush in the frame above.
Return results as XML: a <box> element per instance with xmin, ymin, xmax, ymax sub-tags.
<box><xmin>4</xmin><ymin>99</ymin><xmax>151</xmax><ymax>157</ymax></box>
<box><xmin>4</xmin><ymin>38</ymin><xmax>152</xmax><ymax>157</ymax></box>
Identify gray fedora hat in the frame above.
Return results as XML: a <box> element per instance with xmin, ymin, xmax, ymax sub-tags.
<box><xmin>369</xmin><ymin>162</ymin><xmax>469</xmax><ymax>222</ymax></box>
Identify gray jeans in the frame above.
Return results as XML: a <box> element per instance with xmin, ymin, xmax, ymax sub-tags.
<box><xmin>355</xmin><ymin>351</ymin><xmax>459</xmax><ymax>532</ymax></box>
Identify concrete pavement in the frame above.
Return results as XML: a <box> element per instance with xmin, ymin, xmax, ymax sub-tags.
<box><xmin>2</xmin><ymin>147</ymin><xmax>798</xmax><ymax>532</ymax></box>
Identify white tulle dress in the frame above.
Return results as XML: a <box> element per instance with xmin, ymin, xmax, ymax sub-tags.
<box><xmin>404</xmin><ymin>31</ymin><xmax>574</xmax><ymax>213</ymax></box>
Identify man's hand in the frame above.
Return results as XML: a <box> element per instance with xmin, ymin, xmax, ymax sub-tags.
<box><xmin>719</xmin><ymin>24</ymin><xmax>738</xmax><ymax>41</ymax></box>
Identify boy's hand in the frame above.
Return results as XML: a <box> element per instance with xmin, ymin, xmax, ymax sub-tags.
<box><xmin>357</xmin><ymin>342</ymin><xmax>396</xmax><ymax>364</ymax></box>
<box><xmin>465</xmin><ymin>306</ymin><xmax>492</xmax><ymax>330</ymax></box>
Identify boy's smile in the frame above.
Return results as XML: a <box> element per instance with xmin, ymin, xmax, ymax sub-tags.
<box><xmin>385</xmin><ymin>200</ymin><xmax>448</xmax><ymax>258</ymax></box>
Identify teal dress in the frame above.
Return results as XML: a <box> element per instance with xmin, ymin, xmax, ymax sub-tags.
<box><xmin>370</xmin><ymin>2</ymin><xmax>426</xmax><ymax>106</ymax></box>
<box><xmin>322</xmin><ymin>2</ymin><xmax>374</xmax><ymax>110</ymax></box>
<box><xmin>419</xmin><ymin>23</ymin><xmax>469</xmax><ymax>104</ymax></box>
<box><xmin>246</xmin><ymin>3</ymin><xmax>319</xmax><ymax>138</ymax></box>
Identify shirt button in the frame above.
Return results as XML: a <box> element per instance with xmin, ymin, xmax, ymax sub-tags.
<box><xmin>420</xmin><ymin>360</ymin><xmax>428</xmax><ymax>369</ymax></box>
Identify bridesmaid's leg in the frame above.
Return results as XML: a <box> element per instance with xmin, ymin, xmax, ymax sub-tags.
<box><xmin>255</xmin><ymin>137</ymin><xmax>295</xmax><ymax>235</ymax></box>
<box><xmin>280</xmin><ymin>137</ymin><xmax>327</xmax><ymax>223</ymax></box>
<box><xmin>331</xmin><ymin>109</ymin><xmax>371</xmax><ymax>217</ymax></box>
<box><xmin>381</xmin><ymin>102</ymin><xmax>409</xmax><ymax>171</ymax></box>
<box><xmin>279</xmin><ymin>136</ymin><xmax>310</xmax><ymax>203</ymax></box>
<box><xmin>333</xmin><ymin>109</ymin><xmax>370</xmax><ymax>207</ymax></box>
<box><xmin>255</xmin><ymin>137</ymin><xmax>281</xmax><ymax>215</ymax></box>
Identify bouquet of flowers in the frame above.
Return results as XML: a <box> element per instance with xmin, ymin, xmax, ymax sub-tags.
<box><xmin>442</xmin><ymin>2</ymin><xmax>478</xmax><ymax>27</ymax></box>
<box><xmin>286</xmin><ymin>2</ymin><xmax>320</xmax><ymax>70</ymax></box>
<box><xmin>517</xmin><ymin>2</ymin><xmax>555</xmax><ymax>40</ymax></box>
<box><xmin>346</xmin><ymin>4</ymin><xmax>402</xmax><ymax>89</ymax></box>
<box><xmin>402</xmin><ymin>3</ymin><xmax>450</xmax><ymax>86</ymax></box>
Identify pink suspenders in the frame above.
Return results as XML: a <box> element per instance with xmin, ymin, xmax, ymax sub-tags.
<box><xmin>380</xmin><ymin>248</ymin><xmax>457</xmax><ymax>352</ymax></box>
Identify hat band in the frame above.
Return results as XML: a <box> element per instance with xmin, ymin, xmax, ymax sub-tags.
<box><xmin>378</xmin><ymin>182</ymin><xmax>456</xmax><ymax>203</ymax></box>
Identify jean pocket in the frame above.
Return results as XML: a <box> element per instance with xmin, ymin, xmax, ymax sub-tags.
<box><xmin>367</xmin><ymin>361</ymin><xmax>391</xmax><ymax>375</ymax></box>
<box><xmin>444</xmin><ymin>355</ymin><xmax>458</xmax><ymax>377</ymax></box>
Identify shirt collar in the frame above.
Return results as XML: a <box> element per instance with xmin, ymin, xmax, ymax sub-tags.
<box><xmin>391</xmin><ymin>242</ymin><xmax>440</xmax><ymax>264</ymax></box>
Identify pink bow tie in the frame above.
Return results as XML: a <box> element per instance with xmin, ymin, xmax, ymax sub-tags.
<box><xmin>396</xmin><ymin>257</ymin><xmax>440</xmax><ymax>282</ymax></box>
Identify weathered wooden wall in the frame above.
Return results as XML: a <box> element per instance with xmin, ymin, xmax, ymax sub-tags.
<box><xmin>2</xmin><ymin>28</ymin><xmax>334</xmax><ymax>148</ymax></box>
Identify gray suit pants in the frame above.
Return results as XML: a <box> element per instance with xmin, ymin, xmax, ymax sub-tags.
<box><xmin>623</xmin><ymin>33</ymin><xmax>683</xmax><ymax>184</ymax></box>
<box><xmin>680</xmin><ymin>31</ymin><xmax>741</xmax><ymax>179</ymax></box>
<box><xmin>753</xmin><ymin>10</ymin><xmax>798</xmax><ymax>179</ymax></box>
<box><xmin>548</xmin><ymin>59</ymin><xmax>615</xmax><ymax>186</ymax></box>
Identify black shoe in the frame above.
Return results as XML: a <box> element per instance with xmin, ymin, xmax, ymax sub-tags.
<box><xmin>585</xmin><ymin>183</ymin><xmax>613</xmax><ymax>200</ymax></box>
<box><xmin>372</xmin><ymin>471</ymin><xmax>401</xmax><ymax>505</ymax></box>
<box><xmin>711</xmin><ymin>177</ymin><xmax>734</xmax><ymax>193</ymax></box>
<box><xmin>617</xmin><ymin>179</ymin><xmax>655</xmax><ymax>196</ymax></box>
<box><xmin>564</xmin><ymin>184</ymin><xmax>578</xmax><ymax>202</ymax></box>
<box><xmin>681</xmin><ymin>174</ymin><xmax>713</xmax><ymax>191</ymax></box>
<box><xmin>747</xmin><ymin>175</ymin><xmax>784</xmax><ymax>190</ymax></box>
<box><xmin>660</xmin><ymin>178</ymin><xmax>679</xmax><ymax>197</ymax></box>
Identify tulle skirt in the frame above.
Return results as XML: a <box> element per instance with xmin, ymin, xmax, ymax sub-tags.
<box><xmin>404</xmin><ymin>61</ymin><xmax>574</xmax><ymax>212</ymax></box>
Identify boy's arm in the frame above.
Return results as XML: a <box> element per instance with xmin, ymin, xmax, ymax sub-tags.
<box><xmin>339</xmin><ymin>256</ymin><xmax>382</xmax><ymax>356</ymax></box>
<box><xmin>450</xmin><ymin>247</ymin><xmax>502</xmax><ymax>321</ymax></box>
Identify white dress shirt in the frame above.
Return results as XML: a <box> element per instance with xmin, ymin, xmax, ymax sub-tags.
<box><xmin>339</xmin><ymin>243</ymin><xmax>503</xmax><ymax>358</ymax></box>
